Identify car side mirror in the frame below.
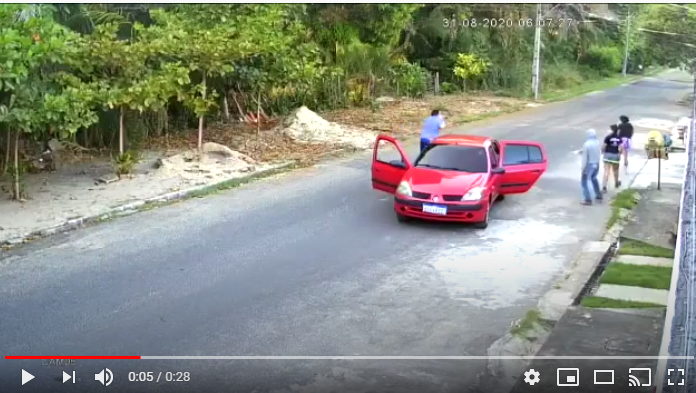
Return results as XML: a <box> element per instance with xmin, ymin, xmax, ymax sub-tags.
<box><xmin>491</xmin><ymin>167</ymin><xmax>506</xmax><ymax>174</ymax></box>
<box><xmin>390</xmin><ymin>160</ymin><xmax>406</xmax><ymax>169</ymax></box>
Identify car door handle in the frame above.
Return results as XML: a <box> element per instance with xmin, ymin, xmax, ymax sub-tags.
<box><xmin>531</xmin><ymin>169</ymin><xmax>542</xmax><ymax>173</ymax></box>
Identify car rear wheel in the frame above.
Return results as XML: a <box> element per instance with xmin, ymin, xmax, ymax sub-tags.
<box><xmin>495</xmin><ymin>194</ymin><xmax>505</xmax><ymax>202</ymax></box>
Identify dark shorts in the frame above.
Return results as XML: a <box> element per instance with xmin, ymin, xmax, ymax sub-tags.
<box><xmin>603</xmin><ymin>152</ymin><xmax>621</xmax><ymax>164</ymax></box>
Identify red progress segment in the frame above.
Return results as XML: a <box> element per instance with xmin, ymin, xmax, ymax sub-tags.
<box><xmin>5</xmin><ymin>356</ymin><xmax>141</xmax><ymax>360</ymax></box>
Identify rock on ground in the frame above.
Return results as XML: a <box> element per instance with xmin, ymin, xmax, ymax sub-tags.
<box><xmin>280</xmin><ymin>106</ymin><xmax>377</xmax><ymax>150</ymax></box>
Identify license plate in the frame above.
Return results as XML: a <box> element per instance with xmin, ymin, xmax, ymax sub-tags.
<box><xmin>422</xmin><ymin>204</ymin><xmax>447</xmax><ymax>215</ymax></box>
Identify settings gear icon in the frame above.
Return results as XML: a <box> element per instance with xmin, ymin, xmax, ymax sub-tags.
<box><xmin>524</xmin><ymin>368</ymin><xmax>541</xmax><ymax>385</ymax></box>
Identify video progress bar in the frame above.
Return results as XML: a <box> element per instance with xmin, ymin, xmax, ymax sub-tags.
<box><xmin>141</xmin><ymin>356</ymin><xmax>693</xmax><ymax>360</ymax></box>
<box><xmin>6</xmin><ymin>356</ymin><xmax>694</xmax><ymax>360</ymax></box>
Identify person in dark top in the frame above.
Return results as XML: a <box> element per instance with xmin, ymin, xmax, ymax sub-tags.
<box><xmin>618</xmin><ymin>115</ymin><xmax>634</xmax><ymax>171</ymax></box>
<box><xmin>602</xmin><ymin>124</ymin><xmax>623</xmax><ymax>192</ymax></box>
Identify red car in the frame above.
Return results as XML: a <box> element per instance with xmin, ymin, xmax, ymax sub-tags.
<box><xmin>371</xmin><ymin>134</ymin><xmax>548</xmax><ymax>228</ymax></box>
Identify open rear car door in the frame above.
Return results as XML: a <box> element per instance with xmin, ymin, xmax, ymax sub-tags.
<box><xmin>372</xmin><ymin>134</ymin><xmax>412</xmax><ymax>194</ymax></box>
<box><xmin>498</xmin><ymin>140</ymin><xmax>547</xmax><ymax>194</ymax></box>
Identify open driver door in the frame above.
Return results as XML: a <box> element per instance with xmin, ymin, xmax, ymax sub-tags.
<box><xmin>372</xmin><ymin>134</ymin><xmax>412</xmax><ymax>194</ymax></box>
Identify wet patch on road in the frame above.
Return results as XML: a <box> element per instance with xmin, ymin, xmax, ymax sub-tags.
<box><xmin>429</xmin><ymin>218</ymin><xmax>573</xmax><ymax>309</ymax></box>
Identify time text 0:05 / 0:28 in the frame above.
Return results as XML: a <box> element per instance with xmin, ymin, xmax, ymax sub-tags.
<box><xmin>128</xmin><ymin>371</ymin><xmax>191</xmax><ymax>382</ymax></box>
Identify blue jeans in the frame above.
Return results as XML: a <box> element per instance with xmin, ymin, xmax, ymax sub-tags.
<box><xmin>420</xmin><ymin>138</ymin><xmax>430</xmax><ymax>153</ymax></box>
<box><xmin>581</xmin><ymin>163</ymin><xmax>602</xmax><ymax>202</ymax></box>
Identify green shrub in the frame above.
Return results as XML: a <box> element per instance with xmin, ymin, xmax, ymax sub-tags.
<box><xmin>391</xmin><ymin>62</ymin><xmax>430</xmax><ymax>98</ymax></box>
<box><xmin>114</xmin><ymin>150</ymin><xmax>140</xmax><ymax>178</ymax></box>
<box><xmin>543</xmin><ymin>63</ymin><xmax>585</xmax><ymax>90</ymax></box>
<box><xmin>580</xmin><ymin>45</ymin><xmax>623</xmax><ymax>75</ymax></box>
<box><xmin>440</xmin><ymin>81</ymin><xmax>458</xmax><ymax>94</ymax></box>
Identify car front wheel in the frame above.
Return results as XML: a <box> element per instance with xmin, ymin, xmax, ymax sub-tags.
<box><xmin>396</xmin><ymin>211</ymin><xmax>411</xmax><ymax>223</ymax></box>
<box><xmin>474</xmin><ymin>203</ymin><xmax>490</xmax><ymax>229</ymax></box>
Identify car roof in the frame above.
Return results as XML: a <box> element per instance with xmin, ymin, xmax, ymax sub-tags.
<box><xmin>432</xmin><ymin>134</ymin><xmax>491</xmax><ymax>147</ymax></box>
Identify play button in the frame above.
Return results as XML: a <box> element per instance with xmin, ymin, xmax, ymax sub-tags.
<box><xmin>21</xmin><ymin>369</ymin><xmax>35</xmax><ymax>385</ymax></box>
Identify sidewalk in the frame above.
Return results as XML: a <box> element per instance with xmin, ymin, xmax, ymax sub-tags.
<box><xmin>506</xmin><ymin>150</ymin><xmax>685</xmax><ymax>393</ymax></box>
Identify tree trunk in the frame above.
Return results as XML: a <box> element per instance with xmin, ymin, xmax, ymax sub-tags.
<box><xmin>198</xmin><ymin>73</ymin><xmax>207</xmax><ymax>153</ymax></box>
<box><xmin>3</xmin><ymin>130</ymin><xmax>10</xmax><ymax>175</ymax></box>
<box><xmin>13</xmin><ymin>130</ymin><xmax>20</xmax><ymax>200</ymax></box>
<box><xmin>231</xmin><ymin>90</ymin><xmax>245</xmax><ymax>121</ymax></box>
<box><xmin>256</xmin><ymin>90</ymin><xmax>261</xmax><ymax>136</ymax></box>
<box><xmin>118</xmin><ymin>107</ymin><xmax>125</xmax><ymax>154</ymax></box>
<box><xmin>222</xmin><ymin>93</ymin><xmax>231</xmax><ymax>123</ymax></box>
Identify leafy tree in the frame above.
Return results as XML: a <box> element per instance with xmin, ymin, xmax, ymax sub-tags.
<box><xmin>149</xmin><ymin>4</ymin><xmax>298</xmax><ymax>151</ymax></box>
<box><xmin>637</xmin><ymin>4</ymin><xmax>696</xmax><ymax>70</ymax></box>
<box><xmin>71</xmin><ymin>23</ymin><xmax>189</xmax><ymax>154</ymax></box>
<box><xmin>0</xmin><ymin>4</ymin><xmax>98</xmax><ymax>199</ymax></box>
<box><xmin>74</xmin><ymin>24</ymin><xmax>140</xmax><ymax>153</ymax></box>
<box><xmin>453</xmin><ymin>53</ymin><xmax>490</xmax><ymax>90</ymax></box>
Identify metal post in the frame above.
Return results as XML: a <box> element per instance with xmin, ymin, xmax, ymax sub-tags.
<box><xmin>657</xmin><ymin>152</ymin><xmax>662</xmax><ymax>190</ymax></box>
<box><xmin>622</xmin><ymin>13</ymin><xmax>631</xmax><ymax>77</ymax></box>
<box><xmin>531</xmin><ymin>3</ymin><xmax>542</xmax><ymax>100</ymax></box>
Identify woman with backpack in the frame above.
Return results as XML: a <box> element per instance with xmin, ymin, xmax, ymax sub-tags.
<box><xmin>618</xmin><ymin>115</ymin><xmax>634</xmax><ymax>171</ymax></box>
<box><xmin>602</xmin><ymin>124</ymin><xmax>623</xmax><ymax>192</ymax></box>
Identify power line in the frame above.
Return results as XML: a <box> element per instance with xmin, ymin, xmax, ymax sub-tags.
<box><xmin>639</xmin><ymin>27</ymin><xmax>696</xmax><ymax>41</ymax></box>
<box><xmin>665</xmin><ymin>4</ymin><xmax>696</xmax><ymax>13</ymax></box>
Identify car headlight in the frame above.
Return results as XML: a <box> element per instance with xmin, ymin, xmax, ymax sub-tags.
<box><xmin>462</xmin><ymin>187</ymin><xmax>484</xmax><ymax>201</ymax></box>
<box><xmin>396</xmin><ymin>181</ymin><xmax>412</xmax><ymax>197</ymax></box>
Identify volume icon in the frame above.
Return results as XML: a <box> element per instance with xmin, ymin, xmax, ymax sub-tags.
<box><xmin>95</xmin><ymin>368</ymin><xmax>113</xmax><ymax>386</ymax></box>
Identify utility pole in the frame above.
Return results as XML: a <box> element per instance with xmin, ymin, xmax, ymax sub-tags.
<box><xmin>531</xmin><ymin>3</ymin><xmax>542</xmax><ymax>100</ymax></box>
<box><xmin>622</xmin><ymin>12</ymin><xmax>631</xmax><ymax>77</ymax></box>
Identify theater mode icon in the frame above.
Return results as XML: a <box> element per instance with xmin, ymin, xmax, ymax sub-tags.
<box><xmin>594</xmin><ymin>370</ymin><xmax>614</xmax><ymax>385</ymax></box>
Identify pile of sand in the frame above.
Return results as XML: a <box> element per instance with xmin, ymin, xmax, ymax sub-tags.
<box><xmin>155</xmin><ymin>142</ymin><xmax>258</xmax><ymax>181</ymax></box>
<box><xmin>280</xmin><ymin>106</ymin><xmax>377</xmax><ymax>150</ymax></box>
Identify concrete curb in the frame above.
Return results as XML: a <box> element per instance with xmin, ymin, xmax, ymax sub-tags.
<box><xmin>0</xmin><ymin>161</ymin><xmax>297</xmax><ymax>251</ymax></box>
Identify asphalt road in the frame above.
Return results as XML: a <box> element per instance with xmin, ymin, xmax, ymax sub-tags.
<box><xmin>0</xmin><ymin>70</ymin><xmax>692</xmax><ymax>393</ymax></box>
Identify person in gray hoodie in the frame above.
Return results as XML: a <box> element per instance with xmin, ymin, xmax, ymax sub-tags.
<box><xmin>581</xmin><ymin>128</ymin><xmax>602</xmax><ymax>205</ymax></box>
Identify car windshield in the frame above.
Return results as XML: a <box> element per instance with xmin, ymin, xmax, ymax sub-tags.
<box><xmin>414</xmin><ymin>144</ymin><xmax>488</xmax><ymax>173</ymax></box>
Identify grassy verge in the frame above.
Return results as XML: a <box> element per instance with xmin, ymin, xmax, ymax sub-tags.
<box><xmin>511</xmin><ymin>309</ymin><xmax>545</xmax><ymax>337</ymax></box>
<box><xmin>541</xmin><ymin>69</ymin><xmax>664</xmax><ymax>102</ymax></box>
<box><xmin>581</xmin><ymin>296</ymin><xmax>665</xmax><ymax>309</ymax></box>
<box><xmin>606</xmin><ymin>189</ymin><xmax>639</xmax><ymax>229</ymax></box>
<box><xmin>599</xmin><ymin>262</ymin><xmax>673</xmax><ymax>290</ymax></box>
<box><xmin>619</xmin><ymin>238</ymin><xmax>675</xmax><ymax>259</ymax></box>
